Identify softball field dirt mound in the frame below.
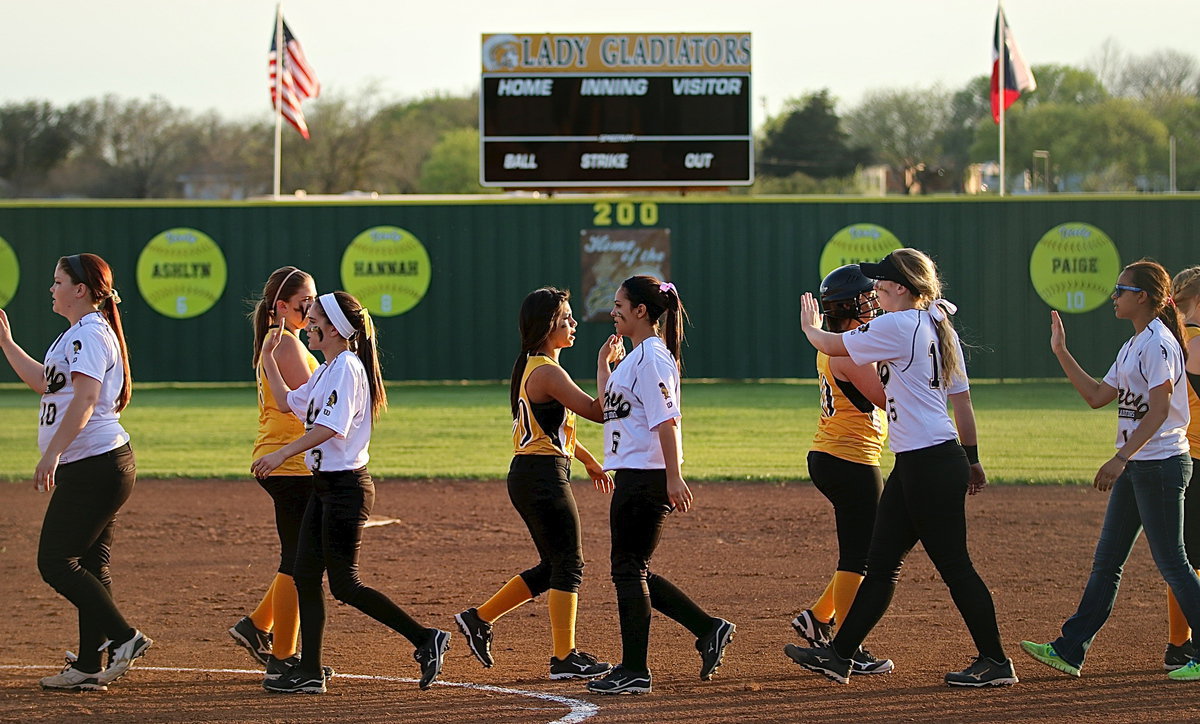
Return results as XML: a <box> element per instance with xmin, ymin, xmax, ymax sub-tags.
<box><xmin>2</xmin><ymin>480</ymin><xmax>1197</xmax><ymax>723</ymax></box>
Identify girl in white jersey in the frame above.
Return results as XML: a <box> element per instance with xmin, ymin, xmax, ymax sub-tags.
<box><xmin>586</xmin><ymin>275</ymin><xmax>735</xmax><ymax>696</ymax></box>
<box><xmin>252</xmin><ymin>291</ymin><xmax>451</xmax><ymax>694</ymax></box>
<box><xmin>1022</xmin><ymin>259</ymin><xmax>1200</xmax><ymax>682</ymax></box>
<box><xmin>0</xmin><ymin>254</ymin><xmax>151</xmax><ymax>692</ymax></box>
<box><xmin>789</xmin><ymin>248</ymin><xmax>1017</xmax><ymax>687</ymax></box>
<box><xmin>455</xmin><ymin>287</ymin><xmax>618</xmax><ymax>681</ymax></box>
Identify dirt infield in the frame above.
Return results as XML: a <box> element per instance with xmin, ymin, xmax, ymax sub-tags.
<box><xmin>2</xmin><ymin>479</ymin><xmax>1198</xmax><ymax>723</ymax></box>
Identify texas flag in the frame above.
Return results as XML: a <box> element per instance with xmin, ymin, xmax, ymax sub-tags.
<box><xmin>990</xmin><ymin>9</ymin><xmax>1036</xmax><ymax>123</ymax></box>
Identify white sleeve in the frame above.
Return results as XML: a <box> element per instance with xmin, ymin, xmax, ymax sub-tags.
<box><xmin>1102</xmin><ymin>358</ymin><xmax>1120</xmax><ymax>388</ymax></box>
<box><xmin>1139</xmin><ymin>342</ymin><xmax>1177</xmax><ymax>390</ymax></box>
<box><xmin>286</xmin><ymin>369</ymin><xmax>319</xmax><ymax>420</ymax></box>
<box><xmin>842</xmin><ymin>313</ymin><xmax>905</xmax><ymax>366</ymax></box>
<box><xmin>635</xmin><ymin>354</ymin><xmax>682</xmax><ymax>430</ymax></box>
<box><xmin>66</xmin><ymin>326</ymin><xmax>112</xmax><ymax>382</ymax></box>
<box><xmin>312</xmin><ymin>361</ymin><xmax>357</xmax><ymax>438</ymax></box>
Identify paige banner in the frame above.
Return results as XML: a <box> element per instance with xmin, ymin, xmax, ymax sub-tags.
<box><xmin>579</xmin><ymin>228</ymin><xmax>671</xmax><ymax>322</ymax></box>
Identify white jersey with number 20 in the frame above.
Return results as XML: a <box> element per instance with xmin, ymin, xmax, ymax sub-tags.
<box><xmin>842</xmin><ymin>308</ymin><xmax>967</xmax><ymax>454</ymax></box>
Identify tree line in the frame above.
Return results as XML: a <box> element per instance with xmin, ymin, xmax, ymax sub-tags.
<box><xmin>753</xmin><ymin>42</ymin><xmax>1199</xmax><ymax>194</ymax></box>
<box><xmin>0</xmin><ymin>41</ymin><xmax>1195</xmax><ymax>198</ymax></box>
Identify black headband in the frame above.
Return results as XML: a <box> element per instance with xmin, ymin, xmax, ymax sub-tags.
<box><xmin>65</xmin><ymin>254</ymin><xmax>87</xmax><ymax>285</ymax></box>
<box><xmin>859</xmin><ymin>253</ymin><xmax>920</xmax><ymax>296</ymax></box>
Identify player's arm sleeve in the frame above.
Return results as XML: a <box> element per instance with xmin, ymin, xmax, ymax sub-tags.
<box><xmin>285</xmin><ymin>374</ymin><xmax>315</xmax><ymax>419</ymax></box>
<box><xmin>66</xmin><ymin>326</ymin><xmax>111</xmax><ymax>382</ymax></box>
<box><xmin>1101</xmin><ymin>358</ymin><xmax>1120</xmax><ymax>388</ymax></box>
<box><xmin>841</xmin><ymin>313</ymin><xmax>903</xmax><ymax>367</ymax></box>
<box><xmin>313</xmin><ymin>364</ymin><xmax>355</xmax><ymax>439</ymax></box>
<box><xmin>636</xmin><ymin>355</ymin><xmax>682</xmax><ymax>430</ymax></box>
<box><xmin>1139</xmin><ymin>344</ymin><xmax>1177</xmax><ymax>391</ymax></box>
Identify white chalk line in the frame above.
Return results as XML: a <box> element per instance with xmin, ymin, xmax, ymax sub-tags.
<box><xmin>0</xmin><ymin>664</ymin><xmax>599</xmax><ymax>724</ymax></box>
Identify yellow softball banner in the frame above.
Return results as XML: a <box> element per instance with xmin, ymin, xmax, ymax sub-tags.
<box><xmin>1029</xmin><ymin>222</ymin><xmax>1120</xmax><ymax>314</ymax></box>
<box><xmin>340</xmin><ymin>226</ymin><xmax>431</xmax><ymax>317</ymax></box>
<box><xmin>819</xmin><ymin>224</ymin><xmax>903</xmax><ymax>278</ymax></box>
<box><xmin>0</xmin><ymin>234</ymin><xmax>19</xmax><ymax>308</ymax></box>
<box><xmin>136</xmin><ymin>228</ymin><xmax>228</xmax><ymax>319</ymax></box>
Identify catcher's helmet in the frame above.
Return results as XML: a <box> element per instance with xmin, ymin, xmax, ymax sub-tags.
<box><xmin>819</xmin><ymin>264</ymin><xmax>880</xmax><ymax>321</ymax></box>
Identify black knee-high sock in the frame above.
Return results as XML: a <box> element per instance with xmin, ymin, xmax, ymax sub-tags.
<box><xmin>296</xmin><ymin>580</ymin><xmax>327</xmax><ymax>674</ymax></box>
<box><xmin>647</xmin><ymin>573</ymin><xmax>712</xmax><ymax>638</ymax></box>
<box><xmin>617</xmin><ymin>595</ymin><xmax>652</xmax><ymax>672</ymax></box>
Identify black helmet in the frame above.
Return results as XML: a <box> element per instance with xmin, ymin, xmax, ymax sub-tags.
<box><xmin>820</xmin><ymin>264</ymin><xmax>879</xmax><ymax>321</ymax></box>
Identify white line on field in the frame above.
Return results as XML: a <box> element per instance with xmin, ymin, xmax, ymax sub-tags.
<box><xmin>0</xmin><ymin>664</ymin><xmax>598</xmax><ymax>724</ymax></box>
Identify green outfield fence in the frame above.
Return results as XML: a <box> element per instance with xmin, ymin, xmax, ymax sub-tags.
<box><xmin>0</xmin><ymin>195</ymin><xmax>1196</xmax><ymax>383</ymax></box>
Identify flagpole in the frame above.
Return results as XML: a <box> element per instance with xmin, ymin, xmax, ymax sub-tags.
<box><xmin>998</xmin><ymin>1</ymin><xmax>1006</xmax><ymax>197</ymax></box>
<box><xmin>273</xmin><ymin>2</ymin><xmax>284</xmax><ymax>199</ymax></box>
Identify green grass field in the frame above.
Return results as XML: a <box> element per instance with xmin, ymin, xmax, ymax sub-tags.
<box><xmin>0</xmin><ymin>381</ymin><xmax>1116</xmax><ymax>483</ymax></box>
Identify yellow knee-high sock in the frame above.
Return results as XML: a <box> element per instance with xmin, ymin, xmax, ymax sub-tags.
<box><xmin>271</xmin><ymin>574</ymin><xmax>300</xmax><ymax>659</ymax></box>
<box><xmin>811</xmin><ymin>577</ymin><xmax>837</xmax><ymax>624</ymax></box>
<box><xmin>831</xmin><ymin>570</ymin><xmax>865</xmax><ymax>625</ymax></box>
<box><xmin>547</xmin><ymin>589</ymin><xmax>578</xmax><ymax>660</ymax></box>
<box><xmin>1167</xmin><ymin>571</ymin><xmax>1200</xmax><ymax>646</ymax></box>
<box><xmin>476</xmin><ymin>576</ymin><xmax>534</xmax><ymax>624</ymax></box>
<box><xmin>249</xmin><ymin>575</ymin><xmax>277</xmax><ymax>631</ymax></box>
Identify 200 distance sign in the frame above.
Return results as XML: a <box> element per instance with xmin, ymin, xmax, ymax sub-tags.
<box><xmin>480</xmin><ymin>33</ymin><xmax>753</xmax><ymax>187</ymax></box>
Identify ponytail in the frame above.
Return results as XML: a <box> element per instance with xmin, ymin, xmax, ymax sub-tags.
<box><xmin>59</xmin><ymin>254</ymin><xmax>132</xmax><ymax>412</ymax></box>
<box><xmin>620</xmin><ymin>276</ymin><xmax>689</xmax><ymax>368</ymax></box>
<box><xmin>1127</xmin><ymin>259</ymin><xmax>1188</xmax><ymax>362</ymax></box>
<box><xmin>509</xmin><ymin>287</ymin><xmax>570</xmax><ymax>419</ymax></box>
<box><xmin>888</xmin><ymin>248</ymin><xmax>967</xmax><ymax>385</ymax></box>
<box><xmin>329</xmin><ymin>291</ymin><xmax>388</xmax><ymax>422</ymax></box>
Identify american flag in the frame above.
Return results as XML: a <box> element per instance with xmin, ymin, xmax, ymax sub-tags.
<box><xmin>269</xmin><ymin>17</ymin><xmax>321</xmax><ymax>139</ymax></box>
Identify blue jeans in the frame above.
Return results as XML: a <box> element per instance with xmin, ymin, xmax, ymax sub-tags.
<box><xmin>1053</xmin><ymin>454</ymin><xmax>1198</xmax><ymax>668</ymax></box>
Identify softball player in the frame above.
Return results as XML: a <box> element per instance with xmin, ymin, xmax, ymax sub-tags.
<box><xmin>790</xmin><ymin>265</ymin><xmax>892</xmax><ymax>677</ymax></box>
<box><xmin>1164</xmin><ymin>266</ymin><xmax>1200</xmax><ymax>670</ymax></box>
<box><xmin>252</xmin><ymin>291</ymin><xmax>451</xmax><ymax>694</ymax></box>
<box><xmin>228</xmin><ymin>267</ymin><xmax>319</xmax><ymax>680</ymax></box>
<box><xmin>455</xmin><ymin>287</ymin><xmax>618</xmax><ymax>680</ymax></box>
<box><xmin>1021</xmin><ymin>260</ymin><xmax>1200</xmax><ymax>681</ymax></box>
<box><xmin>788</xmin><ymin>248</ymin><xmax>1016</xmax><ymax>687</ymax></box>
<box><xmin>0</xmin><ymin>254</ymin><xmax>151</xmax><ymax>692</ymax></box>
<box><xmin>586</xmin><ymin>276</ymin><xmax>735</xmax><ymax>696</ymax></box>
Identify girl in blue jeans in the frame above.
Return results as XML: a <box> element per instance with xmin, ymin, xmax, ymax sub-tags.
<box><xmin>1022</xmin><ymin>259</ymin><xmax>1200</xmax><ymax>680</ymax></box>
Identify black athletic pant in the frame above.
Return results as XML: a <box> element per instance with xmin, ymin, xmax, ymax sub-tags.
<box><xmin>807</xmin><ymin>451</ymin><xmax>884</xmax><ymax>575</ymax></box>
<box><xmin>37</xmin><ymin>443</ymin><xmax>137</xmax><ymax>673</ymax></box>
<box><xmin>831</xmin><ymin>440</ymin><xmax>1006</xmax><ymax>663</ymax></box>
<box><xmin>610</xmin><ymin>469</ymin><xmax>715</xmax><ymax>673</ymax></box>
<box><xmin>1185</xmin><ymin>457</ymin><xmax>1200</xmax><ymax>567</ymax></box>
<box><xmin>292</xmin><ymin>468</ymin><xmax>429</xmax><ymax>674</ymax></box>
<box><xmin>257</xmin><ymin>474</ymin><xmax>313</xmax><ymax>576</ymax></box>
<box><xmin>507</xmin><ymin>455</ymin><xmax>585</xmax><ymax>594</ymax></box>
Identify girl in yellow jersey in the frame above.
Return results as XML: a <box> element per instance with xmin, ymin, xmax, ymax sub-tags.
<box><xmin>455</xmin><ymin>287</ymin><xmax>622</xmax><ymax>680</ymax></box>
<box><xmin>789</xmin><ymin>265</ymin><xmax>893</xmax><ymax>676</ymax></box>
<box><xmin>229</xmin><ymin>267</ymin><xmax>319</xmax><ymax>680</ymax></box>
<box><xmin>1165</xmin><ymin>266</ymin><xmax>1200</xmax><ymax>669</ymax></box>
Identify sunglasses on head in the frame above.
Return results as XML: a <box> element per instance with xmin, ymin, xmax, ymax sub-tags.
<box><xmin>1111</xmin><ymin>284</ymin><xmax>1143</xmax><ymax>298</ymax></box>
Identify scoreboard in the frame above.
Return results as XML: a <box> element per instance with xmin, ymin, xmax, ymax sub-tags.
<box><xmin>480</xmin><ymin>33</ymin><xmax>753</xmax><ymax>187</ymax></box>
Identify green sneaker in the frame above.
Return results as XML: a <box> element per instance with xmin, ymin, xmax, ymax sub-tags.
<box><xmin>1168</xmin><ymin>659</ymin><xmax>1200</xmax><ymax>681</ymax></box>
<box><xmin>1019</xmin><ymin>641</ymin><xmax>1080</xmax><ymax>677</ymax></box>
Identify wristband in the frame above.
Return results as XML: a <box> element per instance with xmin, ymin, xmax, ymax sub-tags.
<box><xmin>1115</xmin><ymin>451</ymin><xmax>1129</xmax><ymax>462</ymax></box>
<box><xmin>963</xmin><ymin>444</ymin><xmax>979</xmax><ymax>464</ymax></box>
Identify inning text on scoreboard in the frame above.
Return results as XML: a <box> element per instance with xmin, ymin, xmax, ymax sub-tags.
<box><xmin>480</xmin><ymin>33</ymin><xmax>753</xmax><ymax>187</ymax></box>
